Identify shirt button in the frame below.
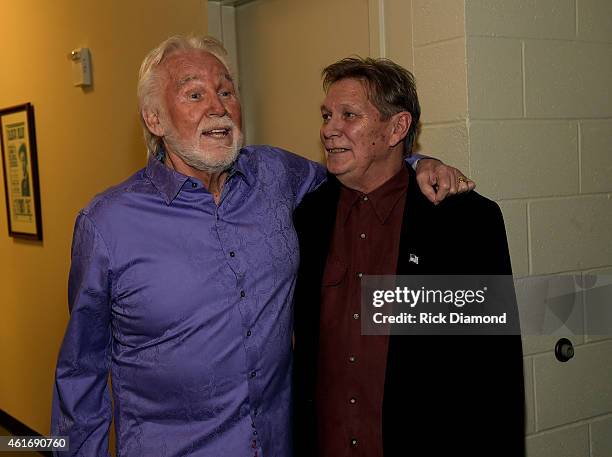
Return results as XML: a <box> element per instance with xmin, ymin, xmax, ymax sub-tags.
<box><xmin>357</xmin><ymin>272</ymin><xmax>363</xmax><ymax>278</ymax></box>
<box><xmin>230</xmin><ymin>251</ymin><xmax>235</xmax><ymax>257</ymax></box>
<box><xmin>349</xmin><ymin>397</ymin><xmax>356</xmax><ymax>404</ymax></box>
<box><xmin>350</xmin><ymin>438</ymin><xmax>358</xmax><ymax>447</ymax></box>
<box><xmin>349</xmin><ymin>355</ymin><xmax>356</xmax><ymax>363</ymax></box>
<box><xmin>240</xmin><ymin>290</ymin><xmax>246</xmax><ymax>298</ymax></box>
<box><xmin>191</xmin><ymin>182</ymin><xmax>197</xmax><ymax>188</ymax></box>
<box><xmin>250</xmin><ymin>371</ymin><xmax>257</xmax><ymax>378</ymax></box>
<box><xmin>246</xmin><ymin>330</ymin><xmax>252</xmax><ymax>337</ymax></box>
<box><xmin>360</xmin><ymin>233</ymin><xmax>366</xmax><ymax>239</ymax></box>
<box><xmin>363</xmin><ymin>196</ymin><xmax>368</xmax><ymax>201</ymax></box>
<box><xmin>353</xmin><ymin>313</ymin><xmax>360</xmax><ymax>320</ymax></box>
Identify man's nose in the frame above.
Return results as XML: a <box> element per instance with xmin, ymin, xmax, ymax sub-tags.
<box><xmin>322</xmin><ymin>118</ymin><xmax>341</xmax><ymax>138</ymax></box>
<box><xmin>206</xmin><ymin>93</ymin><xmax>227</xmax><ymax>117</ymax></box>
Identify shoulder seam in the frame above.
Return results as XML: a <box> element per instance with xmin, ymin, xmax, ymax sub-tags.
<box><xmin>79</xmin><ymin>212</ymin><xmax>115</xmax><ymax>294</ymax></box>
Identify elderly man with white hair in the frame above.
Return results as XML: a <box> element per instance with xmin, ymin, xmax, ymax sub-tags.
<box><xmin>51</xmin><ymin>35</ymin><xmax>472</xmax><ymax>457</ymax></box>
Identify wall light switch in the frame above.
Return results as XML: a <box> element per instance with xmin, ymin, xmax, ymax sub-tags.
<box><xmin>70</xmin><ymin>48</ymin><xmax>92</xmax><ymax>87</ymax></box>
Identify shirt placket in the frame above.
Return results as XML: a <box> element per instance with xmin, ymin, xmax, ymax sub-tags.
<box><xmin>346</xmin><ymin>196</ymin><xmax>371</xmax><ymax>454</ymax></box>
<box><xmin>215</xmin><ymin>178</ymin><xmax>264</xmax><ymax>456</ymax></box>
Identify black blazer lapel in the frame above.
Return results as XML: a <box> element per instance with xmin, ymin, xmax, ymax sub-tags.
<box><xmin>292</xmin><ymin>174</ymin><xmax>341</xmax><ymax>457</ymax></box>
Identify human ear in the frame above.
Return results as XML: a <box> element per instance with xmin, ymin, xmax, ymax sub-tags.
<box><xmin>389</xmin><ymin>112</ymin><xmax>412</xmax><ymax>148</ymax></box>
<box><xmin>142</xmin><ymin>108</ymin><xmax>164</xmax><ymax>137</ymax></box>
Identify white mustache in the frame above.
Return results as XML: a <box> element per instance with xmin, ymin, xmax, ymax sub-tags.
<box><xmin>200</xmin><ymin>118</ymin><xmax>235</xmax><ymax>133</ymax></box>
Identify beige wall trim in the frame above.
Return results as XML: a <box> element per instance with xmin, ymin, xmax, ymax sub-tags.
<box><xmin>368</xmin><ymin>0</ymin><xmax>386</xmax><ymax>58</ymax></box>
<box><xmin>208</xmin><ymin>1</ymin><xmax>239</xmax><ymax>83</ymax></box>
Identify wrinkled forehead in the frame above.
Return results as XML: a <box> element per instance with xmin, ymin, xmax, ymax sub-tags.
<box><xmin>323</xmin><ymin>77</ymin><xmax>373</xmax><ymax>106</ymax></box>
<box><xmin>161</xmin><ymin>49</ymin><xmax>233</xmax><ymax>87</ymax></box>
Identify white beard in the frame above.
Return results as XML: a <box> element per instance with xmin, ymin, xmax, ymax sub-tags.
<box><xmin>164</xmin><ymin>121</ymin><xmax>243</xmax><ymax>174</ymax></box>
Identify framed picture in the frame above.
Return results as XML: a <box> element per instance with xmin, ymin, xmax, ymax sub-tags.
<box><xmin>0</xmin><ymin>103</ymin><xmax>43</xmax><ymax>240</ymax></box>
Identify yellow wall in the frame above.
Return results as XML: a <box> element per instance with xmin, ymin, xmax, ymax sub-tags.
<box><xmin>236</xmin><ymin>0</ymin><xmax>370</xmax><ymax>162</ymax></box>
<box><xmin>0</xmin><ymin>0</ymin><xmax>206</xmax><ymax>434</ymax></box>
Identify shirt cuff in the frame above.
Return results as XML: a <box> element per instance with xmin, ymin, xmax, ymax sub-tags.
<box><xmin>406</xmin><ymin>152</ymin><xmax>433</xmax><ymax>170</ymax></box>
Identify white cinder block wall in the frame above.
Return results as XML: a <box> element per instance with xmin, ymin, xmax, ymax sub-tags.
<box><xmin>408</xmin><ymin>1</ymin><xmax>612</xmax><ymax>455</ymax></box>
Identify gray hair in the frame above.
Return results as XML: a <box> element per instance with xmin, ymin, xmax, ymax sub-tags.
<box><xmin>322</xmin><ymin>57</ymin><xmax>421</xmax><ymax>155</ymax></box>
<box><xmin>137</xmin><ymin>35</ymin><xmax>233</xmax><ymax>157</ymax></box>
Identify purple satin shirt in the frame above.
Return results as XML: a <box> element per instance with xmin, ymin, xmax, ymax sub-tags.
<box><xmin>51</xmin><ymin>146</ymin><xmax>326</xmax><ymax>457</ymax></box>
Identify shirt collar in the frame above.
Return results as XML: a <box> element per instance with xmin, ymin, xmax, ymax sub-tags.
<box><xmin>145</xmin><ymin>154</ymin><xmax>189</xmax><ymax>205</ymax></box>
<box><xmin>231</xmin><ymin>151</ymin><xmax>254</xmax><ymax>187</ymax></box>
<box><xmin>338</xmin><ymin>165</ymin><xmax>409</xmax><ymax>224</ymax></box>
<box><xmin>145</xmin><ymin>149</ymin><xmax>253</xmax><ymax>205</ymax></box>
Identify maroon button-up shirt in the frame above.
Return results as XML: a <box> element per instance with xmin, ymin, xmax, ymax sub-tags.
<box><xmin>317</xmin><ymin>166</ymin><xmax>409</xmax><ymax>457</ymax></box>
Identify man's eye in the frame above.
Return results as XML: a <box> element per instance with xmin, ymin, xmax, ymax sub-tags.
<box><xmin>322</xmin><ymin>113</ymin><xmax>331</xmax><ymax>122</ymax></box>
<box><xmin>219</xmin><ymin>90</ymin><xmax>232</xmax><ymax>97</ymax></box>
<box><xmin>344</xmin><ymin>112</ymin><xmax>356</xmax><ymax>119</ymax></box>
<box><xmin>189</xmin><ymin>92</ymin><xmax>202</xmax><ymax>100</ymax></box>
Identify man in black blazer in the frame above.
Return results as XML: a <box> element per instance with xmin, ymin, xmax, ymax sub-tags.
<box><xmin>293</xmin><ymin>57</ymin><xmax>525</xmax><ymax>457</ymax></box>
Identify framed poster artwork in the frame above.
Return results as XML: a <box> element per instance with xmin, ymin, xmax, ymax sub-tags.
<box><xmin>0</xmin><ymin>103</ymin><xmax>43</xmax><ymax>240</ymax></box>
